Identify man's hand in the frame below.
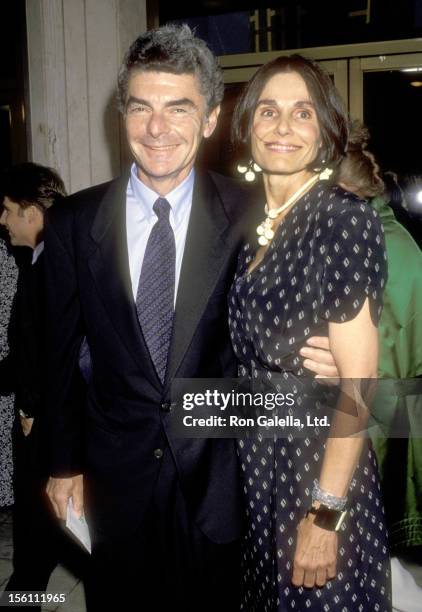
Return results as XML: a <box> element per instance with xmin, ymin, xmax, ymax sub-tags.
<box><xmin>19</xmin><ymin>415</ymin><xmax>34</xmax><ymax>437</ymax></box>
<box><xmin>46</xmin><ymin>474</ymin><xmax>84</xmax><ymax>520</ymax></box>
<box><xmin>300</xmin><ymin>336</ymin><xmax>339</xmax><ymax>378</ymax></box>
<box><xmin>292</xmin><ymin>514</ymin><xmax>338</xmax><ymax>588</ymax></box>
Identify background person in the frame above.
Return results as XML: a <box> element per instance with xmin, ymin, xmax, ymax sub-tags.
<box><xmin>229</xmin><ymin>54</ymin><xmax>391</xmax><ymax>610</ymax></box>
<box><xmin>0</xmin><ymin>235</ymin><xmax>18</xmax><ymax>510</ymax></box>
<box><xmin>338</xmin><ymin>121</ymin><xmax>422</xmax><ymax>612</ymax></box>
<box><xmin>0</xmin><ymin>163</ymin><xmax>88</xmax><ymax>609</ymax></box>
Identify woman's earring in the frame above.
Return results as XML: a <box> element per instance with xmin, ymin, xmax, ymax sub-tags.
<box><xmin>237</xmin><ymin>160</ymin><xmax>262</xmax><ymax>182</ymax></box>
<box><xmin>319</xmin><ymin>167</ymin><xmax>333</xmax><ymax>180</ymax></box>
<box><xmin>313</xmin><ymin>159</ymin><xmax>326</xmax><ymax>173</ymax></box>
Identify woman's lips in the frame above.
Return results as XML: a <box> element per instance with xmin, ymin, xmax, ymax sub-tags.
<box><xmin>264</xmin><ymin>142</ymin><xmax>301</xmax><ymax>152</ymax></box>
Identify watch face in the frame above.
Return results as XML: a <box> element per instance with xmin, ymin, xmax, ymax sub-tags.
<box><xmin>311</xmin><ymin>506</ymin><xmax>347</xmax><ymax>531</ymax></box>
<box><xmin>334</xmin><ymin>510</ymin><xmax>348</xmax><ymax>531</ymax></box>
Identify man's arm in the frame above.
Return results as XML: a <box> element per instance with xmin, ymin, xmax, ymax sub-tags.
<box><xmin>43</xmin><ymin>206</ymin><xmax>86</xmax><ymax>517</ymax></box>
<box><xmin>0</xmin><ymin>353</ymin><xmax>17</xmax><ymax>393</ymax></box>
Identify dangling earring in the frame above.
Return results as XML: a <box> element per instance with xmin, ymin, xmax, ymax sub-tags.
<box><xmin>315</xmin><ymin>155</ymin><xmax>334</xmax><ymax>181</ymax></box>
<box><xmin>237</xmin><ymin>160</ymin><xmax>262</xmax><ymax>182</ymax></box>
<box><xmin>313</xmin><ymin>144</ymin><xmax>326</xmax><ymax>173</ymax></box>
<box><xmin>313</xmin><ymin>156</ymin><xmax>326</xmax><ymax>173</ymax></box>
<box><xmin>314</xmin><ymin>157</ymin><xmax>333</xmax><ymax>180</ymax></box>
<box><xmin>319</xmin><ymin>167</ymin><xmax>333</xmax><ymax>180</ymax></box>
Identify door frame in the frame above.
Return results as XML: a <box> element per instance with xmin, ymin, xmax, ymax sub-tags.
<box><xmin>349</xmin><ymin>52</ymin><xmax>422</xmax><ymax>120</ymax></box>
<box><xmin>220</xmin><ymin>38</ymin><xmax>422</xmax><ymax>115</ymax></box>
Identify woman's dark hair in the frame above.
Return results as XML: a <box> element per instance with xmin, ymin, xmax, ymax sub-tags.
<box><xmin>231</xmin><ymin>54</ymin><xmax>348</xmax><ymax>170</ymax></box>
<box><xmin>383</xmin><ymin>171</ymin><xmax>404</xmax><ymax>209</ymax></box>
<box><xmin>338</xmin><ymin>121</ymin><xmax>384</xmax><ymax>199</ymax></box>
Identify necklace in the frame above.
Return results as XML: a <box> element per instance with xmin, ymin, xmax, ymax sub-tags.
<box><xmin>256</xmin><ymin>167</ymin><xmax>333</xmax><ymax>246</ymax></box>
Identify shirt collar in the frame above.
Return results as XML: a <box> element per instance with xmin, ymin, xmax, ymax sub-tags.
<box><xmin>32</xmin><ymin>241</ymin><xmax>44</xmax><ymax>265</ymax></box>
<box><xmin>129</xmin><ymin>163</ymin><xmax>195</xmax><ymax>226</ymax></box>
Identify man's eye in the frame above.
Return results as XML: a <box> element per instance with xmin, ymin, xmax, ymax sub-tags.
<box><xmin>260</xmin><ymin>109</ymin><xmax>276</xmax><ymax>118</ymax></box>
<box><xmin>128</xmin><ymin>105</ymin><xmax>146</xmax><ymax>114</ymax></box>
<box><xmin>171</xmin><ymin>107</ymin><xmax>187</xmax><ymax>114</ymax></box>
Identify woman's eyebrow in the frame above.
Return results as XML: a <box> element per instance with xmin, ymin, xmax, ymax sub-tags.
<box><xmin>256</xmin><ymin>98</ymin><xmax>315</xmax><ymax>108</ymax></box>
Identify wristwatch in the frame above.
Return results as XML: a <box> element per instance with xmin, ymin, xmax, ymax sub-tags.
<box><xmin>306</xmin><ymin>504</ymin><xmax>347</xmax><ymax>532</ymax></box>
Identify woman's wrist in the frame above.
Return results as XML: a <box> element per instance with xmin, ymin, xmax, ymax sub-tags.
<box><xmin>312</xmin><ymin>481</ymin><xmax>348</xmax><ymax>510</ymax></box>
<box><xmin>306</xmin><ymin>504</ymin><xmax>347</xmax><ymax>532</ymax></box>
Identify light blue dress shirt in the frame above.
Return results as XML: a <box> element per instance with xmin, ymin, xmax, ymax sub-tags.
<box><xmin>32</xmin><ymin>241</ymin><xmax>44</xmax><ymax>265</ymax></box>
<box><xmin>126</xmin><ymin>163</ymin><xmax>194</xmax><ymax>305</ymax></box>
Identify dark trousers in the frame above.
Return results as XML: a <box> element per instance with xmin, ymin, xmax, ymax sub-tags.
<box><xmin>85</xmin><ymin>447</ymin><xmax>241</xmax><ymax>612</ymax></box>
<box><xmin>5</xmin><ymin>420</ymin><xmax>89</xmax><ymax>611</ymax></box>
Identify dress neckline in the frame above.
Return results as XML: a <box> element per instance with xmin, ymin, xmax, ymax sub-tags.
<box><xmin>243</xmin><ymin>180</ymin><xmax>323</xmax><ymax>280</ymax></box>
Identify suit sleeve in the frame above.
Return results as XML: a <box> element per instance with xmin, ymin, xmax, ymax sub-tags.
<box><xmin>44</xmin><ymin>207</ymin><xmax>86</xmax><ymax>477</ymax></box>
<box><xmin>0</xmin><ymin>353</ymin><xmax>17</xmax><ymax>394</ymax></box>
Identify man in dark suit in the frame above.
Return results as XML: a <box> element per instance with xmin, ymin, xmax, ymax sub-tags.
<box><xmin>45</xmin><ymin>24</ymin><xmax>256</xmax><ymax>611</ymax></box>
<box><xmin>0</xmin><ymin>163</ymin><xmax>88</xmax><ymax>608</ymax></box>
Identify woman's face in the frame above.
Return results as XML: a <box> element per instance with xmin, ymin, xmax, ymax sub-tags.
<box><xmin>251</xmin><ymin>71</ymin><xmax>322</xmax><ymax>176</ymax></box>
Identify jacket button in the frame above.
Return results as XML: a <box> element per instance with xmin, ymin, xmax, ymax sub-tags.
<box><xmin>161</xmin><ymin>402</ymin><xmax>171</xmax><ymax>412</ymax></box>
<box><xmin>153</xmin><ymin>448</ymin><xmax>163</xmax><ymax>459</ymax></box>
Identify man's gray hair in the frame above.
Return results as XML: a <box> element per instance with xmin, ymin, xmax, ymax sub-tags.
<box><xmin>117</xmin><ymin>24</ymin><xmax>224</xmax><ymax>114</ymax></box>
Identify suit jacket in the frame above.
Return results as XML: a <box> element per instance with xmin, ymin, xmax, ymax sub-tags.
<box><xmin>44</xmin><ymin>169</ymin><xmax>258</xmax><ymax>544</ymax></box>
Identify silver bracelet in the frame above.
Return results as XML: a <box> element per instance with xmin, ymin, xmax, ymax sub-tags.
<box><xmin>312</xmin><ymin>481</ymin><xmax>348</xmax><ymax>511</ymax></box>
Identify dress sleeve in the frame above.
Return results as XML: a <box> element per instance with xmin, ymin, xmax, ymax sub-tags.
<box><xmin>320</xmin><ymin>202</ymin><xmax>388</xmax><ymax>325</ymax></box>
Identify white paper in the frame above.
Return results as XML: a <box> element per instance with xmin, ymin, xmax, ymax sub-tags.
<box><xmin>66</xmin><ymin>497</ymin><xmax>92</xmax><ymax>554</ymax></box>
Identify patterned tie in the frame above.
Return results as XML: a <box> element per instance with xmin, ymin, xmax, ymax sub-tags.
<box><xmin>78</xmin><ymin>336</ymin><xmax>92</xmax><ymax>383</ymax></box>
<box><xmin>136</xmin><ymin>197</ymin><xmax>176</xmax><ymax>383</ymax></box>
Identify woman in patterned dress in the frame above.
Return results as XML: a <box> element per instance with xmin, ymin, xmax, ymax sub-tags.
<box><xmin>0</xmin><ymin>236</ymin><xmax>18</xmax><ymax>508</ymax></box>
<box><xmin>228</xmin><ymin>55</ymin><xmax>391</xmax><ymax>611</ymax></box>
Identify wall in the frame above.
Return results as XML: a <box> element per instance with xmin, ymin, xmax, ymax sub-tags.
<box><xmin>25</xmin><ymin>0</ymin><xmax>147</xmax><ymax>193</ymax></box>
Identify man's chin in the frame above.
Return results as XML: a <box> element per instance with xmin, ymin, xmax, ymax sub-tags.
<box><xmin>135</xmin><ymin>162</ymin><xmax>193</xmax><ymax>184</ymax></box>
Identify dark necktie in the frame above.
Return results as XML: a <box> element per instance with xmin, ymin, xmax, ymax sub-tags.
<box><xmin>136</xmin><ymin>197</ymin><xmax>176</xmax><ymax>383</ymax></box>
<box><xmin>78</xmin><ymin>337</ymin><xmax>92</xmax><ymax>383</ymax></box>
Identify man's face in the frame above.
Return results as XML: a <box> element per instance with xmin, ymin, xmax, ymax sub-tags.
<box><xmin>0</xmin><ymin>197</ymin><xmax>36</xmax><ymax>247</ymax></box>
<box><xmin>124</xmin><ymin>71</ymin><xmax>220</xmax><ymax>194</ymax></box>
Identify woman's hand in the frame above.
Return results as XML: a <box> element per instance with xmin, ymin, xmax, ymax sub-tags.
<box><xmin>292</xmin><ymin>513</ymin><xmax>337</xmax><ymax>588</ymax></box>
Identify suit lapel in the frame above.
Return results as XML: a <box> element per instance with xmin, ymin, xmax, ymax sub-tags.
<box><xmin>88</xmin><ymin>176</ymin><xmax>160</xmax><ymax>384</ymax></box>
<box><xmin>165</xmin><ymin>172</ymin><xmax>233</xmax><ymax>385</ymax></box>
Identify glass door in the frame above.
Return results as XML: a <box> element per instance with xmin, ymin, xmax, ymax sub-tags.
<box><xmin>349</xmin><ymin>53</ymin><xmax>422</xmax><ymax>175</ymax></box>
<box><xmin>349</xmin><ymin>53</ymin><xmax>422</xmax><ymax>241</ymax></box>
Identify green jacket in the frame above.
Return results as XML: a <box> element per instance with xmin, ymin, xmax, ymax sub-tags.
<box><xmin>370</xmin><ymin>195</ymin><xmax>422</xmax><ymax>548</ymax></box>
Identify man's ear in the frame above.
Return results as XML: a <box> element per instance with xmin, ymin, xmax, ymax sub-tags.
<box><xmin>203</xmin><ymin>105</ymin><xmax>221</xmax><ymax>139</ymax></box>
<box><xmin>24</xmin><ymin>205</ymin><xmax>37</xmax><ymax>222</ymax></box>
<box><xmin>26</xmin><ymin>205</ymin><xmax>44</xmax><ymax>228</ymax></box>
